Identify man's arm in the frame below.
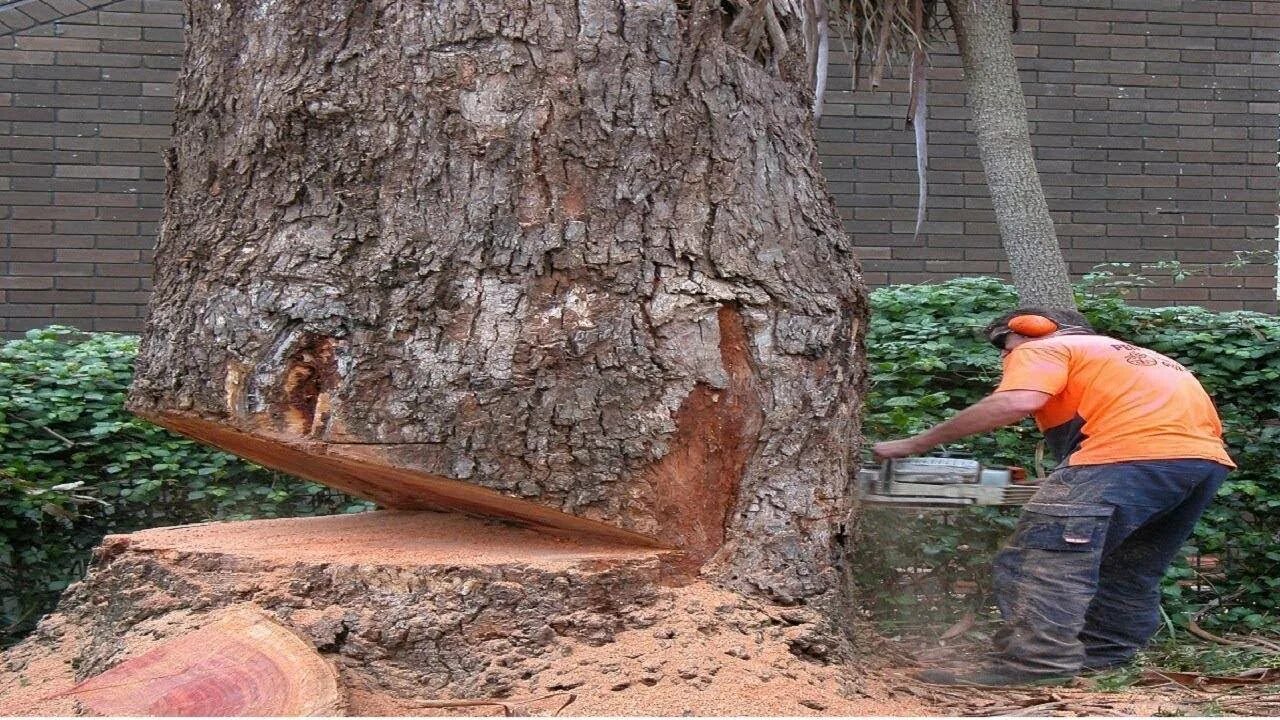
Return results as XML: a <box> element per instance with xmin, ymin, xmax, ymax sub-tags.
<box><xmin>872</xmin><ymin>390</ymin><xmax>1049</xmax><ymax>459</ymax></box>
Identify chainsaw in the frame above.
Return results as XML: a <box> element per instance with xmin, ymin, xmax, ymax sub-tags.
<box><xmin>857</xmin><ymin>454</ymin><xmax>1037</xmax><ymax>508</ymax></box>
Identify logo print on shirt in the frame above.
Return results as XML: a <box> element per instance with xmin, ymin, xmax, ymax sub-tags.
<box><xmin>1126</xmin><ymin>352</ymin><xmax>1158</xmax><ymax>367</ymax></box>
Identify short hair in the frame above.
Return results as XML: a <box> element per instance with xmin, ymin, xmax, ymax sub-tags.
<box><xmin>984</xmin><ymin>306</ymin><xmax>1096</xmax><ymax>344</ymax></box>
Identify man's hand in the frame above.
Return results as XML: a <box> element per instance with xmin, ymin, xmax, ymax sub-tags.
<box><xmin>873</xmin><ymin>437</ymin><xmax>932</xmax><ymax>460</ymax></box>
<box><xmin>871</xmin><ymin>391</ymin><xmax>1048</xmax><ymax>462</ymax></box>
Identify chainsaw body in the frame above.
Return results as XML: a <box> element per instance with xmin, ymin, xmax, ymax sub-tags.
<box><xmin>858</xmin><ymin>455</ymin><xmax>1037</xmax><ymax>508</ymax></box>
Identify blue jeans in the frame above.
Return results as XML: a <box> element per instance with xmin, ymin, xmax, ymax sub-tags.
<box><xmin>990</xmin><ymin>459</ymin><xmax>1229</xmax><ymax>676</ymax></box>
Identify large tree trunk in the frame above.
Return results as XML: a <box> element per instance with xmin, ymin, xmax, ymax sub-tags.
<box><xmin>946</xmin><ymin>0</ymin><xmax>1076</xmax><ymax>309</ymax></box>
<box><xmin>127</xmin><ymin>0</ymin><xmax>866</xmax><ymax>606</ymax></box>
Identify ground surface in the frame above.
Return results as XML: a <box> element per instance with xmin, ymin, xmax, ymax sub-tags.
<box><xmin>2</xmin><ymin>512</ymin><xmax>1278</xmax><ymax>716</ymax></box>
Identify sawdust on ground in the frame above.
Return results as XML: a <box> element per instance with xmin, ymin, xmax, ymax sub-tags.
<box><xmin>343</xmin><ymin>582</ymin><xmax>930</xmax><ymax>717</ymax></box>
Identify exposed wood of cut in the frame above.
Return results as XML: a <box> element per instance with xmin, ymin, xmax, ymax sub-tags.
<box><xmin>127</xmin><ymin>0</ymin><xmax>867</xmax><ymax>605</ymax></box>
<box><xmin>50</xmin><ymin>607</ymin><xmax>342</xmax><ymax>717</ymax></box>
<box><xmin>119</xmin><ymin>508</ymin><xmax>677</xmax><ymax>569</ymax></box>
<box><xmin>143</xmin><ymin>412</ymin><xmax>667</xmax><ymax>548</ymax></box>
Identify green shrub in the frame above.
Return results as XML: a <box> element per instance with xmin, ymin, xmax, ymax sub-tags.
<box><xmin>858</xmin><ymin>277</ymin><xmax>1280</xmax><ymax>634</ymax></box>
<box><xmin>0</xmin><ymin>327</ymin><xmax>372</xmax><ymax>645</ymax></box>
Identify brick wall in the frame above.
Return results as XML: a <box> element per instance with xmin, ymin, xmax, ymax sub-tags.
<box><xmin>1</xmin><ymin>0</ymin><xmax>1278</xmax><ymax>337</ymax></box>
<box><xmin>818</xmin><ymin>1</ymin><xmax>1280</xmax><ymax>312</ymax></box>
<box><xmin>0</xmin><ymin>0</ymin><xmax>180</xmax><ymax>334</ymax></box>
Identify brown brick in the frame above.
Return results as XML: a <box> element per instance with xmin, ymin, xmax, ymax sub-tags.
<box><xmin>10</xmin><ymin>233</ymin><xmax>95</xmax><ymax>248</ymax></box>
<box><xmin>10</xmin><ymin>261</ymin><xmax>94</xmax><ymax>276</ymax></box>
<box><xmin>91</xmin><ymin>318</ymin><xmax>144</xmax><ymax>332</ymax></box>
<box><xmin>52</xmin><ymin>220</ymin><xmax>139</xmax><ymax>235</ymax></box>
<box><xmin>56</xmin><ymin>108</ymin><xmax>140</xmax><ymax>123</ymax></box>
<box><xmin>141</xmin><ymin>27</ymin><xmax>182</xmax><ymax>42</ymax></box>
<box><xmin>12</xmin><ymin>177</ymin><xmax>97</xmax><ymax>192</ymax></box>
<box><xmin>55</xmin><ymin>80</ymin><xmax>142</xmax><ymax>95</ymax></box>
<box><xmin>56</xmin><ymin>24</ymin><xmax>142</xmax><ymax>40</ymax></box>
<box><xmin>54</xmin><ymin>165</ymin><xmax>141</xmax><ymax>179</ymax></box>
<box><xmin>53</xmin><ymin>303</ymin><xmax>139</xmax><ymax>318</ymax></box>
<box><xmin>0</xmin><ymin>248</ymin><xmax>56</xmax><ymax>262</ymax></box>
<box><xmin>0</xmin><ymin>192</ymin><xmax>53</xmax><ymax>207</ymax></box>
<box><xmin>0</xmin><ymin>46</ymin><xmax>64</xmax><ymax>67</ymax></box>
<box><xmin>11</xmin><ymin>91</ymin><xmax>98</xmax><ymax>109</ymax></box>
<box><xmin>94</xmin><ymin>290</ymin><xmax>150</xmax><ymax>304</ymax></box>
<box><xmin>54</xmin><ymin>191</ymin><xmax>139</xmax><ymax>207</ymax></box>
<box><xmin>9</xmin><ymin>289</ymin><xmax>94</xmax><ymax>304</ymax></box>
<box><xmin>14</xmin><ymin>36</ymin><xmax>102</xmax><ymax>53</ymax></box>
<box><xmin>98</xmin><ymin>11</ymin><xmax>184</xmax><ymax>27</ymax></box>
<box><xmin>99</xmin><ymin>123</ymin><xmax>168</xmax><ymax>138</ymax></box>
<box><xmin>100</xmin><ymin>40</ymin><xmax>182</xmax><ymax>55</ymax></box>
<box><xmin>1140</xmin><ymin>288</ymin><xmax>1211</xmax><ymax>301</ymax></box>
<box><xmin>0</xmin><ymin>276</ymin><xmax>55</xmax><ymax>290</ymax></box>
<box><xmin>0</xmin><ymin>218</ymin><xmax>55</xmax><ymax>233</ymax></box>
<box><xmin>0</xmin><ymin>106</ymin><xmax>57</xmax><ymax>122</ymax></box>
<box><xmin>96</xmin><ymin>234</ymin><xmax>157</xmax><ymax>250</ymax></box>
<box><xmin>55</xmin><ymin>248</ymin><xmax>140</xmax><ymax>263</ymax></box>
<box><xmin>0</xmin><ymin>304</ymin><xmax>55</xmax><ymax>318</ymax></box>
<box><xmin>1079</xmin><ymin>8</ymin><xmax>1148</xmax><ymax>22</ymax></box>
<box><xmin>11</xmin><ymin>205</ymin><xmax>96</xmax><ymax>220</ymax></box>
<box><xmin>43</xmin><ymin>0</ymin><xmax>92</xmax><ymax>14</ymax></box>
<box><xmin>56</xmin><ymin>276</ymin><xmax>140</xmax><ymax>290</ymax></box>
<box><xmin>56</xmin><ymin>137</ymin><xmax>142</xmax><ymax>152</ymax></box>
<box><xmin>1077</xmin><ymin>33</ymin><xmax>1145</xmax><ymax>48</ymax></box>
<box><xmin>13</xmin><ymin>149</ymin><xmax>91</xmax><ymax>164</ymax></box>
<box><xmin>98</xmin><ymin>206</ymin><xmax>159</xmax><ymax>221</ymax></box>
<box><xmin>96</xmin><ymin>262</ymin><xmax>152</xmax><ymax>277</ymax></box>
<box><xmin>56</xmin><ymin>51</ymin><xmax>144</xmax><ymax>68</ymax></box>
<box><xmin>141</xmin><ymin>0</ymin><xmax>184</xmax><ymax>12</ymax></box>
<box><xmin>101</xmin><ymin>95</ymin><xmax>175</xmax><ymax>111</ymax></box>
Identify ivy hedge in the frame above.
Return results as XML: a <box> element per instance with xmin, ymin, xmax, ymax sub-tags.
<box><xmin>0</xmin><ymin>327</ymin><xmax>371</xmax><ymax>645</ymax></box>
<box><xmin>857</xmin><ymin>277</ymin><xmax>1280</xmax><ymax>634</ymax></box>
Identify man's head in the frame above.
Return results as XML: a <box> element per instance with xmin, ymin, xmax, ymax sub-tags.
<box><xmin>984</xmin><ymin>306</ymin><xmax>1095</xmax><ymax>352</ymax></box>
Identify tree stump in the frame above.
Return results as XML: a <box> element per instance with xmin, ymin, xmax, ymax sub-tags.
<box><xmin>0</xmin><ymin>512</ymin><xmax>908</xmax><ymax>716</ymax></box>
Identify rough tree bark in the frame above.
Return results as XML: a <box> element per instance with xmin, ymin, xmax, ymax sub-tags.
<box><xmin>945</xmin><ymin>0</ymin><xmax>1076</xmax><ymax>309</ymax></box>
<box><xmin>126</xmin><ymin>0</ymin><xmax>867</xmax><ymax>606</ymax></box>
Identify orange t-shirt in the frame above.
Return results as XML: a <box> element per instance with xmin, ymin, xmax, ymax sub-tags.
<box><xmin>995</xmin><ymin>334</ymin><xmax>1235</xmax><ymax>468</ymax></box>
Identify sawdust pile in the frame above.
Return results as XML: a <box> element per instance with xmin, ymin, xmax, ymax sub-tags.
<box><xmin>344</xmin><ymin>582</ymin><xmax>927</xmax><ymax>716</ymax></box>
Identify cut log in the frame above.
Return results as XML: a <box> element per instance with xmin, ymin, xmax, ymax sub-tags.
<box><xmin>50</xmin><ymin>607</ymin><xmax>342</xmax><ymax>716</ymax></box>
<box><xmin>127</xmin><ymin>0</ymin><xmax>867</xmax><ymax>605</ymax></box>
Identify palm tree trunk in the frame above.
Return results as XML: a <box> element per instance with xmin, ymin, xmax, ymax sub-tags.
<box><xmin>946</xmin><ymin>0</ymin><xmax>1075</xmax><ymax>308</ymax></box>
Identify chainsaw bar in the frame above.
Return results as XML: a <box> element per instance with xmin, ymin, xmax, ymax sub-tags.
<box><xmin>858</xmin><ymin>455</ymin><xmax>1036</xmax><ymax>508</ymax></box>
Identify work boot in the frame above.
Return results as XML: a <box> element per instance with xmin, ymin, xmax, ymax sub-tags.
<box><xmin>915</xmin><ymin>664</ymin><xmax>1075</xmax><ymax>687</ymax></box>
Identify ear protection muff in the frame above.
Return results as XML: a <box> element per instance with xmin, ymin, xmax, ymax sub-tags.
<box><xmin>1007</xmin><ymin>315</ymin><xmax>1059</xmax><ymax>337</ymax></box>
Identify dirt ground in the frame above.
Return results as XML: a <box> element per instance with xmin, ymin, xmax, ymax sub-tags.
<box><xmin>3</xmin><ymin>512</ymin><xmax>1279</xmax><ymax>717</ymax></box>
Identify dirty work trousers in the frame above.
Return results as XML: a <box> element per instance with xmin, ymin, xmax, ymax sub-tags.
<box><xmin>991</xmin><ymin>459</ymin><xmax>1230</xmax><ymax>677</ymax></box>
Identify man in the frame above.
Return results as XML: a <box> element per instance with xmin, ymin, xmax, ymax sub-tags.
<box><xmin>873</xmin><ymin>306</ymin><xmax>1234</xmax><ymax>686</ymax></box>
